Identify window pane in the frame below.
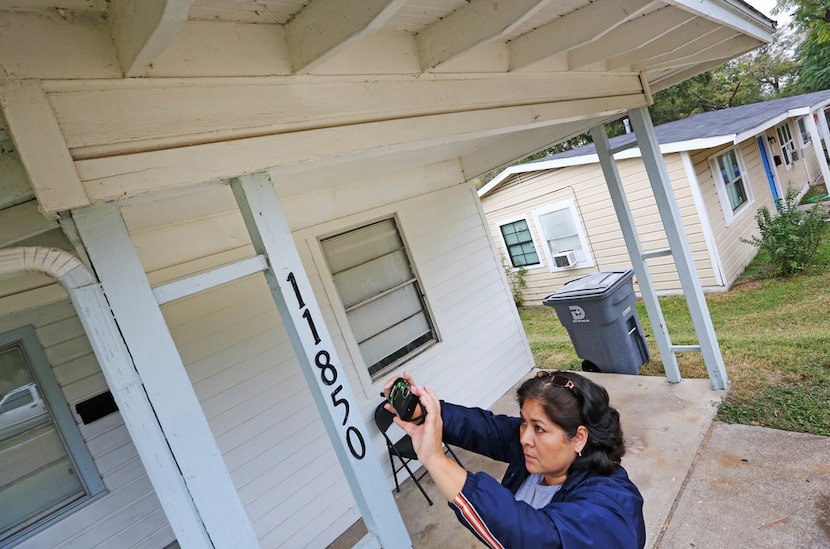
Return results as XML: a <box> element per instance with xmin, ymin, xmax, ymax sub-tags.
<box><xmin>0</xmin><ymin>346</ymin><xmax>85</xmax><ymax>541</ymax></box>
<box><xmin>346</xmin><ymin>284</ymin><xmax>423</xmax><ymax>343</ymax></box>
<box><xmin>332</xmin><ymin>250</ymin><xmax>412</xmax><ymax>308</ymax></box>
<box><xmin>726</xmin><ymin>179</ymin><xmax>747</xmax><ymax>210</ymax></box>
<box><xmin>500</xmin><ymin>221</ymin><xmax>539</xmax><ymax>267</ymax></box>
<box><xmin>321</xmin><ymin>219</ymin><xmax>436</xmax><ymax>377</ymax></box>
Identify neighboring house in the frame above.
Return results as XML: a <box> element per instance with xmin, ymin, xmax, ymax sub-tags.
<box><xmin>480</xmin><ymin>90</ymin><xmax>830</xmax><ymax>304</ymax></box>
<box><xmin>0</xmin><ymin>1</ymin><xmax>773</xmax><ymax>548</ymax></box>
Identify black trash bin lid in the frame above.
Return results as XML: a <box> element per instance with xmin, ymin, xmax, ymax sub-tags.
<box><xmin>542</xmin><ymin>269</ymin><xmax>634</xmax><ymax>304</ymax></box>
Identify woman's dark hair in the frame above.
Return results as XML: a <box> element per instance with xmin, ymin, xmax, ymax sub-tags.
<box><xmin>517</xmin><ymin>370</ymin><xmax>624</xmax><ymax>475</ymax></box>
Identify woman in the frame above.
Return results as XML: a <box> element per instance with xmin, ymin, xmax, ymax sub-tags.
<box><xmin>385</xmin><ymin>370</ymin><xmax>646</xmax><ymax>548</ymax></box>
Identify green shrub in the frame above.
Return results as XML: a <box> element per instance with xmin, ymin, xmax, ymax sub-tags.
<box><xmin>501</xmin><ymin>254</ymin><xmax>528</xmax><ymax>307</ymax></box>
<box><xmin>742</xmin><ymin>187</ymin><xmax>828</xmax><ymax>277</ymax></box>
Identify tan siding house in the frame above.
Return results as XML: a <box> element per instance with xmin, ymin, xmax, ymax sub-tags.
<box><xmin>480</xmin><ymin>91</ymin><xmax>830</xmax><ymax>303</ymax></box>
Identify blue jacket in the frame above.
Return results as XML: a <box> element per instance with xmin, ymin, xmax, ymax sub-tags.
<box><xmin>441</xmin><ymin>402</ymin><xmax>646</xmax><ymax>549</ymax></box>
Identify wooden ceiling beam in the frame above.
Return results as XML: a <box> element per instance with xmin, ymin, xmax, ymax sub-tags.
<box><xmin>606</xmin><ymin>17</ymin><xmax>722</xmax><ymax>70</ymax></box>
<box><xmin>109</xmin><ymin>0</ymin><xmax>193</xmax><ymax>77</ymax></box>
<box><xmin>645</xmin><ymin>35</ymin><xmax>760</xmax><ymax>71</ymax></box>
<box><xmin>567</xmin><ymin>7</ymin><xmax>695</xmax><ymax>70</ymax></box>
<box><xmin>416</xmin><ymin>0</ymin><xmax>552</xmax><ymax>71</ymax></box>
<box><xmin>72</xmin><ymin>93</ymin><xmax>647</xmax><ymax>205</ymax></box>
<box><xmin>509</xmin><ymin>0</ymin><xmax>657</xmax><ymax>71</ymax></box>
<box><xmin>285</xmin><ymin>0</ymin><xmax>407</xmax><ymax>74</ymax></box>
<box><xmin>629</xmin><ymin>27</ymin><xmax>738</xmax><ymax>70</ymax></box>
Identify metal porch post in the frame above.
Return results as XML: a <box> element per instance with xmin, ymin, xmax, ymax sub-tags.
<box><xmin>590</xmin><ymin>124</ymin><xmax>682</xmax><ymax>383</ymax></box>
<box><xmin>230</xmin><ymin>173</ymin><xmax>411</xmax><ymax>549</ymax></box>
<box><xmin>73</xmin><ymin>203</ymin><xmax>260</xmax><ymax>548</ymax></box>
<box><xmin>628</xmin><ymin>107</ymin><xmax>728</xmax><ymax>390</ymax></box>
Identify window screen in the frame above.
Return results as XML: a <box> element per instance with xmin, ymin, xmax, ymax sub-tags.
<box><xmin>321</xmin><ymin>219</ymin><xmax>436</xmax><ymax>378</ymax></box>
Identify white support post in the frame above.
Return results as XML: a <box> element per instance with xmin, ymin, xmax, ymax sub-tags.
<box><xmin>59</xmin><ymin>266</ymin><xmax>213</xmax><ymax>549</ymax></box>
<box><xmin>590</xmin><ymin>125</ymin><xmax>682</xmax><ymax>384</ymax></box>
<box><xmin>229</xmin><ymin>173</ymin><xmax>412</xmax><ymax>549</ymax></box>
<box><xmin>628</xmin><ymin>107</ymin><xmax>729</xmax><ymax>390</ymax></box>
<box><xmin>804</xmin><ymin>114</ymin><xmax>830</xmax><ymax>185</ymax></box>
<box><xmin>72</xmin><ymin>203</ymin><xmax>260</xmax><ymax>549</ymax></box>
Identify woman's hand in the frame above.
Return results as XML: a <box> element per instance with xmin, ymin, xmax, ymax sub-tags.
<box><xmin>390</xmin><ymin>380</ymin><xmax>468</xmax><ymax>502</ymax></box>
<box><xmin>393</xmin><ymin>384</ymin><xmax>444</xmax><ymax>467</ymax></box>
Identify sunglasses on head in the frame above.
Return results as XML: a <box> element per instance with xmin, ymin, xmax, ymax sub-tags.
<box><xmin>536</xmin><ymin>371</ymin><xmax>577</xmax><ymax>393</ymax></box>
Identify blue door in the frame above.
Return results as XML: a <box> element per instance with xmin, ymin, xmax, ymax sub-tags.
<box><xmin>757</xmin><ymin>136</ymin><xmax>780</xmax><ymax>211</ymax></box>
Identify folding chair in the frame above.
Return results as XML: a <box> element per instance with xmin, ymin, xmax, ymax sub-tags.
<box><xmin>374</xmin><ymin>401</ymin><xmax>463</xmax><ymax>505</ymax></box>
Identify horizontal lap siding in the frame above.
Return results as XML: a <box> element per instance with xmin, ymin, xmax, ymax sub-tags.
<box><xmin>482</xmin><ymin>154</ymin><xmax>717</xmax><ymax>303</ymax></box>
<box><xmin>0</xmin><ymin>300</ymin><xmax>174</xmax><ymax>549</ymax></box>
<box><xmin>690</xmin><ymin>139</ymin><xmax>776</xmax><ymax>286</ymax></box>
<box><xmin>122</xmin><ymin>168</ymin><xmax>530</xmax><ymax>547</ymax></box>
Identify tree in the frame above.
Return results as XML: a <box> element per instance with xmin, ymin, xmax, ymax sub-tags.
<box><xmin>776</xmin><ymin>0</ymin><xmax>830</xmax><ymax>92</ymax></box>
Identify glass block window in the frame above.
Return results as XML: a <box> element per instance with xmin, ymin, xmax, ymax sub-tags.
<box><xmin>321</xmin><ymin>218</ymin><xmax>436</xmax><ymax>379</ymax></box>
<box><xmin>499</xmin><ymin>219</ymin><xmax>540</xmax><ymax>268</ymax></box>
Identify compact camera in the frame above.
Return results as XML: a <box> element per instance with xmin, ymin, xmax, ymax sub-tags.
<box><xmin>386</xmin><ymin>378</ymin><xmax>424</xmax><ymax>423</ymax></box>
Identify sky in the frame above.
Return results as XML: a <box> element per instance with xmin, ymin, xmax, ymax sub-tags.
<box><xmin>745</xmin><ymin>0</ymin><xmax>792</xmax><ymax>27</ymax></box>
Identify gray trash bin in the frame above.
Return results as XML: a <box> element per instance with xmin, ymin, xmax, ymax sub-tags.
<box><xmin>542</xmin><ymin>269</ymin><xmax>649</xmax><ymax>374</ymax></box>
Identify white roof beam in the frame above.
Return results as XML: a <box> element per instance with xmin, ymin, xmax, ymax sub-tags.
<box><xmin>417</xmin><ymin>0</ymin><xmax>553</xmax><ymax>71</ymax></box>
<box><xmin>664</xmin><ymin>0</ymin><xmax>775</xmax><ymax>42</ymax></box>
<box><xmin>509</xmin><ymin>0</ymin><xmax>658</xmax><ymax>71</ymax></box>
<box><xmin>647</xmin><ymin>57</ymin><xmax>732</xmax><ymax>91</ymax></box>
<box><xmin>109</xmin><ymin>0</ymin><xmax>193</xmax><ymax>77</ymax></box>
<box><xmin>73</xmin><ymin>93</ymin><xmax>648</xmax><ymax>204</ymax></box>
<box><xmin>285</xmin><ymin>0</ymin><xmax>407</xmax><ymax>74</ymax></box>
<box><xmin>607</xmin><ymin>18</ymin><xmax>721</xmax><ymax>70</ymax></box>
<box><xmin>630</xmin><ymin>27</ymin><xmax>739</xmax><ymax>70</ymax></box>
<box><xmin>645</xmin><ymin>35</ymin><xmax>760</xmax><ymax>71</ymax></box>
<box><xmin>567</xmin><ymin>7</ymin><xmax>695</xmax><ymax>70</ymax></box>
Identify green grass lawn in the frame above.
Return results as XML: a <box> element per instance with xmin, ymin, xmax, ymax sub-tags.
<box><xmin>519</xmin><ymin>234</ymin><xmax>830</xmax><ymax>436</ymax></box>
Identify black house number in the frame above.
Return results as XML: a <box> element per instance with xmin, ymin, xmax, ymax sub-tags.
<box><xmin>287</xmin><ymin>272</ymin><xmax>366</xmax><ymax>460</ymax></box>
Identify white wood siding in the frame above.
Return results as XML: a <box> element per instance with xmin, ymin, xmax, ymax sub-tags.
<box><xmin>0</xmin><ymin>299</ymin><xmax>175</xmax><ymax>549</ymax></box>
<box><xmin>115</xmin><ymin>161</ymin><xmax>533</xmax><ymax>547</ymax></box>
<box><xmin>481</xmin><ymin>153</ymin><xmax>718</xmax><ymax>303</ymax></box>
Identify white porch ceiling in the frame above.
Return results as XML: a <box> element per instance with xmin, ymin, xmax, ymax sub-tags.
<box><xmin>0</xmin><ymin>0</ymin><xmax>775</xmax><ymax>213</ymax></box>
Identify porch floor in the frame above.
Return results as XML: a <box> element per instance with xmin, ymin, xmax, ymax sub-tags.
<box><xmin>329</xmin><ymin>371</ymin><xmax>830</xmax><ymax>548</ymax></box>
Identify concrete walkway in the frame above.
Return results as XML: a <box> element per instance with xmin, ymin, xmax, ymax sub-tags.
<box><xmin>330</xmin><ymin>371</ymin><xmax>830</xmax><ymax>548</ymax></box>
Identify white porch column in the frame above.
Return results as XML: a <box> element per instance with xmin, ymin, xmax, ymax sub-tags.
<box><xmin>590</xmin><ymin>125</ymin><xmax>682</xmax><ymax>383</ymax></box>
<box><xmin>72</xmin><ymin>203</ymin><xmax>259</xmax><ymax>549</ymax></box>
<box><xmin>230</xmin><ymin>173</ymin><xmax>411</xmax><ymax>549</ymax></box>
<box><xmin>0</xmin><ymin>246</ymin><xmax>211</xmax><ymax>547</ymax></box>
<box><xmin>628</xmin><ymin>107</ymin><xmax>728</xmax><ymax>390</ymax></box>
<box><xmin>804</xmin><ymin>114</ymin><xmax>830</xmax><ymax>185</ymax></box>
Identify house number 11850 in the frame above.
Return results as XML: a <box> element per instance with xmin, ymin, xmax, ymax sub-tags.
<box><xmin>287</xmin><ymin>272</ymin><xmax>366</xmax><ymax>460</ymax></box>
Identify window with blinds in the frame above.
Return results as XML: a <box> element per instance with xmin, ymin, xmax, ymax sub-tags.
<box><xmin>321</xmin><ymin>219</ymin><xmax>436</xmax><ymax>379</ymax></box>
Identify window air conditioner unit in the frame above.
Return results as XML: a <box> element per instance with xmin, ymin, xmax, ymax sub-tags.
<box><xmin>553</xmin><ymin>250</ymin><xmax>576</xmax><ymax>268</ymax></box>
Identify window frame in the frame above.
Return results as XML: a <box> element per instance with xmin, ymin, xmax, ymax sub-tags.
<box><xmin>319</xmin><ymin>216</ymin><xmax>438</xmax><ymax>381</ymax></box>
<box><xmin>496</xmin><ymin>216</ymin><xmax>542</xmax><ymax>270</ymax></box>
<box><xmin>775</xmin><ymin>122</ymin><xmax>796</xmax><ymax>169</ymax></box>
<box><xmin>531</xmin><ymin>198</ymin><xmax>595</xmax><ymax>273</ymax></box>
<box><xmin>709</xmin><ymin>146</ymin><xmax>753</xmax><ymax>226</ymax></box>
<box><xmin>795</xmin><ymin>117</ymin><xmax>811</xmax><ymax>148</ymax></box>
<box><xmin>0</xmin><ymin>325</ymin><xmax>105</xmax><ymax>546</ymax></box>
